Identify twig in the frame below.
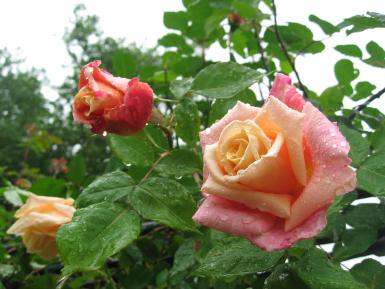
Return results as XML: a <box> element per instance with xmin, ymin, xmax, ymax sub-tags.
<box><xmin>140</xmin><ymin>151</ymin><xmax>170</xmax><ymax>183</ymax></box>
<box><xmin>347</xmin><ymin>86</ymin><xmax>385</xmax><ymax>123</ymax></box>
<box><xmin>271</xmin><ymin>0</ymin><xmax>309</xmax><ymax>99</ymax></box>
<box><xmin>56</xmin><ymin>275</ymin><xmax>70</xmax><ymax>289</ymax></box>
<box><xmin>252</xmin><ymin>19</ymin><xmax>271</xmax><ymax>89</ymax></box>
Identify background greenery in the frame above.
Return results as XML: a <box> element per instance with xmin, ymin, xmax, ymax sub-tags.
<box><xmin>1</xmin><ymin>0</ymin><xmax>384</xmax><ymax>288</ymax></box>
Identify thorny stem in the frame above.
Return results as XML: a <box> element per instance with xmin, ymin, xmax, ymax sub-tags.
<box><xmin>271</xmin><ymin>0</ymin><xmax>309</xmax><ymax>99</ymax></box>
<box><xmin>140</xmin><ymin>151</ymin><xmax>171</xmax><ymax>183</ymax></box>
<box><xmin>154</xmin><ymin>96</ymin><xmax>178</xmax><ymax>103</ymax></box>
<box><xmin>252</xmin><ymin>19</ymin><xmax>271</xmax><ymax>89</ymax></box>
<box><xmin>347</xmin><ymin>86</ymin><xmax>385</xmax><ymax>123</ymax></box>
<box><xmin>56</xmin><ymin>275</ymin><xmax>70</xmax><ymax>289</ymax></box>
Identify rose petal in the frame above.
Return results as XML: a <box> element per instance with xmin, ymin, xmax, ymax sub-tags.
<box><xmin>202</xmin><ymin>175</ymin><xmax>292</xmax><ymax>218</ymax></box>
<box><xmin>200</xmin><ymin>101</ymin><xmax>259</xmax><ymax>181</ymax></box>
<box><xmin>193</xmin><ymin>195</ymin><xmax>277</xmax><ymax>237</ymax></box>
<box><xmin>22</xmin><ymin>231</ymin><xmax>58</xmax><ymax>259</ymax></box>
<box><xmin>252</xmin><ymin>209</ymin><xmax>327</xmax><ymax>251</ymax></box>
<box><xmin>15</xmin><ymin>194</ymin><xmax>74</xmax><ymax>218</ymax></box>
<box><xmin>270</xmin><ymin>73</ymin><xmax>305</xmax><ymax>112</ymax></box>
<box><xmin>224</xmin><ymin>132</ymin><xmax>298</xmax><ymax>195</ymax></box>
<box><xmin>200</xmin><ymin>101</ymin><xmax>259</xmax><ymax>152</ymax></box>
<box><xmin>285</xmin><ymin>102</ymin><xmax>356</xmax><ymax>231</ymax></box>
<box><xmin>256</xmin><ymin>96</ymin><xmax>307</xmax><ymax>185</ymax></box>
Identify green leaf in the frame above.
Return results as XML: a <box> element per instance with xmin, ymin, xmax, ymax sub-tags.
<box><xmin>334</xmin><ymin>59</ymin><xmax>359</xmax><ymax>85</ymax></box>
<box><xmin>318</xmin><ymin>192</ymin><xmax>357</xmax><ymax>240</ymax></box>
<box><xmin>171</xmin><ymin>239</ymin><xmax>196</xmax><ymax>276</ymax></box>
<box><xmin>290</xmin><ymin>249</ymin><xmax>366</xmax><ymax>289</ymax></box>
<box><xmin>164</xmin><ymin>11</ymin><xmax>189</xmax><ymax>33</ymax></box>
<box><xmin>30</xmin><ymin>177</ymin><xmax>66</xmax><ymax>197</ymax></box>
<box><xmin>170</xmin><ymin>77</ymin><xmax>193</xmax><ymax>98</ymax></box>
<box><xmin>345</xmin><ymin>204</ymin><xmax>385</xmax><ymax>229</ymax></box>
<box><xmin>57</xmin><ymin>202</ymin><xmax>140</xmax><ymax>275</ymax></box>
<box><xmin>195</xmin><ymin>237</ymin><xmax>284</xmax><ymax>279</ymax></box>
<box><xmin>370</xmin><ymin>127</ymin><xmax>385</xmax><ymax>152</ymax></box>
<box><xmin>204</xmin><ymin>9</ymin><xmax>228</xmax><ymax>36</ymax></box>
<box><xmin>232</xmin><ymin>29</ymin><xmax>248</xmax><ymax>57</ymax></box>
<box><xmin>209</xmin><ymin>89</ymin><xmax>257</xmax><ymax>125</ymax></box>
<box><xmin>335</xmin><ymin>44</ymin><xmax>363</xmax><ymax>58</ymax></box>
<box><xmin>352</xmin><ymin>81</ymin><xmax>376</xmax><ymax>101</ymax></box>
<box><xmin>338</xmin><ymin>12</ymin><xmax>385</xmax><ymax>35</ymax></box>
<box><xmin>339</xmin><ymin>125</ymin><xmax>370</xmax><ymax>166</ymax></box>
<box><xmin>155</xmin><ymin>149</ymin><xmax>200</xmax><ymax>176</ymax></box>
<box><xmin>319</xmin><ymin>85</ymin><xmax>344</xmax><ymax>114</ymax></box>
<box><xmin>67</xmin><ymin>155</ymin><xmax>86</xmax><ymax>185</ymax></box>
<box><xmin>158</xmin><ymin>33</ymin><xmax>188</xmax><ymax>50</ymax></box>
<box><xmin>264</xmin><ymin>264</ymin><xmax>308</xmax><ymax>289</ymax></box>
<box><xmin>309</xmin><ymin>15</ymin><xmax>339</xmax><ymax>35</ymax></box>
<box><xmin>109</xmin><ymin>134</ymin><xmax>154</xmax><ymax>167</ymax></box>
<box><xmin>333</xmin><ymin>228</ymin><xmax>377</xmax><ymax>261</ymax></box>
<box><xmin>357</xmin><ymin>150</ymin><xmax>385</xmax><ymax>196</ymax></box>
<box><xmin>363</xmin><ymin>41</ymin><xmax>385</xmax><ymax>68</ymax></box>
<box><xmin>175</xmin><ymin>99</ymin><xmax>200</xmax><ymax>146</ymax></box>
<box><xmin>3</xmin><ymin>187</ymin><xmax>27</xmax><ymax>207</ymax></box>
<box><xmin>112</xmin><ymin>49</ymin><xmax>137</xmax><ymax>78</ymax></box>
<box><xmin>192</xmin><ymin>62</ymin><xmax>263</xmax><ymax>99</ymax></box>
<box><xmin>127</xmin><ymin>177</ymin><xmax>197</xmax><ymax>232</ymax></box>
<box><xmin>76</xmin><ymin>171</ymin><xmax>135</xmax><ymax>208</ymax></box>
<box><xmin>351</xmin><ymin>259</ymin><xmax>385</xmax><ymax>289</ymax></box>
<box><xmin>0</xmin><ymin>264</ymin><xmax>15</xmax><ymax>279</ymax></box>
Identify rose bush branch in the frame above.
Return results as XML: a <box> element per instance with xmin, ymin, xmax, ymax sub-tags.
<box><xmin>271</xmin><ymin>0</ymin><xmax>309</xmax><ymax>99</ymax></box>
<box><xmin>347</xmin><ymin>86</ymin><xmax>385</xmax><ymax>123</ymax></box>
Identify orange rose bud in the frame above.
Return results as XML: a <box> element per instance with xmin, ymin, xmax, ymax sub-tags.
<box><xmin>73</xmin><ymin>60</ymin><xmax>154</xmax><ymax>135</ymax></box>
<box><xmin>7</xmin><ymin>193</ymin><xmax>75</xmax><ymax>259</ymax></box>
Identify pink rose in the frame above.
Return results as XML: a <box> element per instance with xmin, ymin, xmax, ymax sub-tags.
<box><xmin>7</xmin><ymin>193</ymin><xmax>75</xmax><ymax>259</ymax></box>
<box><xmin>193</xmin><ymin>73</ymin><xmax>356</xmax><ymax>251</ymax></box>
<box><xmin>73</xmin><ymin>60</ymin><xmax>154</xmax><ymax>135</ymax></box>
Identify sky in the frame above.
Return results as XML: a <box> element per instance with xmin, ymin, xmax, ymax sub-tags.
<box><xmin>1</xmin><ymin>0</ymin><xmax>384</xmax><ymax>104</ymax></box>
<box><xmin>1</xmin><ymin>0</ymin><xmax>384</xmax><ymax>267</ymax></box>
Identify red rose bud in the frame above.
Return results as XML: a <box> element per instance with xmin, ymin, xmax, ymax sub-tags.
<box><xmin>73</xmin><ymin>60</ymin><xmax>154</xmax><ymax>135</ymax></box>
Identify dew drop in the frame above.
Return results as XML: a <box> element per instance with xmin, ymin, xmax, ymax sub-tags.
<box><xmin>242</xmin><ymin>216</ymin><xmax>253</xmax><ymax>224</ymax></box>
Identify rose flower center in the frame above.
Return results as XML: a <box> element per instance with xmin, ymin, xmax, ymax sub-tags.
<box><xmin>217</xmin><ymin>120</ymin><xmax>272</xmax><ymax>175</ymax></box>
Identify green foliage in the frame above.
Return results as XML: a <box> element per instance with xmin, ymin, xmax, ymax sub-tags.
<box><xmin>351</xmin><ymin>259</ymin><xmax>385</xmax><ymax>289</ymax></box>
<box><xmin>76</xmin><ymin>170</ymin><xmax>135</xmax><ymax>208</ymax></box>
<box><xmin>109</xmin><ymin>134</ymin><xmax>155</xmax><ymax>167</ymax></box>
<box><xmin>196</xmin><ymin>237</ymin><xmax>284</xmax><ymax>279</ymax></box>
<box><xmin>175</xmin><ymin>99</ymin><xmax>201</xmax><ymax>146</ymax></box>
<box><xmin>192</xmin><ymin>62</ymin><xmax>263</xmax><ymax>99</ymax></box>
<box><xmin>127</xmin><ymin>178</ymin><xmax>198</xmax><ymax>232</ymax></box>
<box><xmin>57</xmin><ymin>202</ymin><xmax>140</xmax><ymax>274</ymax></box>
<box><xmin>357</xmin><ymin>150</ymin><xmax>385</xmax><ymax>196</ymax></box>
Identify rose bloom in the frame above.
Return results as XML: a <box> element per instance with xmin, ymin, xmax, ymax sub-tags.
<box><xmin>193</xmin><ymin>74</ymin><xmax>356</xmax><ymax>251</ymax></box>
<box><xmin>73</xmin><ymin>60</ymin><xmax>154</xmax><ymax>135</ymax></box>
<box><xmin>7</xmin><ymin>193</ymin><xmax>75</xmax><ymax>259</ymax></box>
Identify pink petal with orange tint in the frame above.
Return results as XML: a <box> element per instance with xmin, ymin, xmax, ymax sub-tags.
<box><xmin>270</xmin><ymin>73</ymin><xmax>305</xmax><ymax>112</ymax></box>
<box><xmin>193</xmin><ymin>195</ymin><xmax>277</xmax><ymax>238</ymax></box>
<box><xmin>285</xmin><ymin>102</ymin><xmax>356</xmax><ymax>231</ymax></box>
<box><xmin>255</xmin><ymin>96</ymin><xmax>307</xmax><ymax>185</ymax></box>
<box><xmin>200</xmin><ymin>102</ymin><xmax>259</xmax><ymax>180</ymax></box>
<box><xmin>252</xmin><ymin>209</ymin><xmax>327</xmax><ymax>251</ymax></box>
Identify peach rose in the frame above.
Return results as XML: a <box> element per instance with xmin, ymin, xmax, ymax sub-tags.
<box><xmin>7</xmin><ymin>193</ymin><xmax>75</xmax><ymax>259</ymax></box>
<box><xmin>193</xmin><ymin>73</ymin><xmax>356</xmax><ymax>251</ymax></box>
<box><xmin>73</xmin><ymin>60</ymin><xmax>154</xmax><ymax>135</ymax></box>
